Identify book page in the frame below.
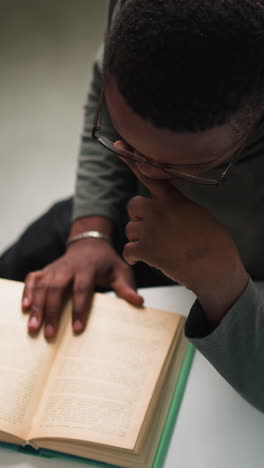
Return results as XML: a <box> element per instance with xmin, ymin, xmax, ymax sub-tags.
<box><xmin>29</xmin><ymin>293</ymin><xmax>183</xmax><ymax>450</ymax></box>
<box><xmin>0</xmin><ymin>279</ymin><xmax>65</xmax><ymax>440</ymax></box>
<box><xmin>36</xmin><ymin>335</ymin><xmax>189</xmax><ymax>468</ymax></box>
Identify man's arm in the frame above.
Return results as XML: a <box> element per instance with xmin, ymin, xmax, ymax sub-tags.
<box><xmin>185</xmin><ymin>278</ymin><xmax>264</xmax><ymax>412</ymax></box>
<box><xmin>73</xmin><ymin>5</ymin><xmax>137</xmax><ymax>224</ymax></box>
<box><xmin>119</xmin><ymin>153</ymin><xmax>264</xmax><ymax>413</ymax></box>
<box><xmin>23</xmin><ymin>0</ymin><xmax>142</xmax><ymax>339</ymax></box>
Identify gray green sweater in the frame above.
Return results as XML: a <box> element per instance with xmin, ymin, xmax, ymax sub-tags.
<box><xmin>73</xmin><ymin>0</ymin><xmax>264</xmax><ymax>412</ymax></box>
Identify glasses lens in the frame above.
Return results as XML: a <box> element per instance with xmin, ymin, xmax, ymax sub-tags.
<box><xmin>171</xmin><ymin>171</ymin><xmax>219</xmax><ymax>185</ymax></box>
<box><xmin>97</xmin><ymin>137</ymin><xmax>234</xmax><ymax>186</ymax></box>
<box><xmin>166</xmin><ymin>152</ymin><xmax>237</xmax><ymax>184</ymax></box>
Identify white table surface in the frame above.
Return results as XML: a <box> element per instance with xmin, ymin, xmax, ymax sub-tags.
<box><xmin>1</xmin><ymin>284</ymin><xmax>264</xmax><ymax>468</ymax></box>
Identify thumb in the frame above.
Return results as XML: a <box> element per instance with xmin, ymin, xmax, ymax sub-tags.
<box><xmin>111</xmin><ymin>268</ymin><xmax>144</xmax><ymax>307</ymax></box>
<box><xmin>114</xmin><ymin>140</ymin><xmax>183</xmax><ymax>202</ymax></box>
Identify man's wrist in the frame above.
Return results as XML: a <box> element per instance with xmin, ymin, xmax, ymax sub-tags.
<box><xmin>69</xmin><ymin>216</ymin><xmax>113</xmax><ymax>239</ymax></box>
<box><xmin>190</xmin><ymin>256</ymin><xmax>249</xmax><ymax>327</ymax></box>
<box><xmin>67</xmin><ymin>231</ymin><xmax>112</xmax><ymax>247</ymax></box>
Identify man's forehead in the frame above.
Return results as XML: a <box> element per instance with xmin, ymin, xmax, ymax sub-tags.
<box><xmin>105</xmin><ymin>78</ymin><xmax>238</xmax><ymax>164</ymax></box>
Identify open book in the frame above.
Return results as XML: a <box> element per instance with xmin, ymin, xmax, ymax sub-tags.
<box><xmin>0</xmin><ymin>278</ymin><xmax>194</xmax><ymax>468</ymax></box>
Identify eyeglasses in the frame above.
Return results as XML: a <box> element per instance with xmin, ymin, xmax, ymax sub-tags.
<box><xmin>92</xmin><ymin>89</ymin><xmax>249</xmax><ymax>186</ymax></box>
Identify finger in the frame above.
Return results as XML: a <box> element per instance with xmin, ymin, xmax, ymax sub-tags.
<box><xmin>125</xmin><ymin>220</ymin><xmax>142</xmax><ymax>242</ymax></box>
<box><xmin>111</xmin><ymin>268</ymin><xmax>144</xmax><ymax>307</ymax></box>
<box><xmin>27</xmin><ymin>274</ymin><xmax>49</xmax><ymax>333</ymax></box>
<box><xmin>124</xmin><ymin>156</ymin><xmax>180</xmax><ymax>201</ymax></box>
<box><xmin>123</xmin><ymin>241</ymin><xmax>143</xmax><ymax>266</ymax></box>
<box><xmin>114</xmin><ymin>139</ymin><xmax>135</xmax><ymax>154</ymax></box>
<box><xmin>115</xmin><ymin>141</ymin><xmax>183</xmax><ymax>202</ymax></box>
<box><xmin>22</xmin><ymin>271</ymin><xmax>42</xmax><ymax>310</ymax></box>
<box><xmin>43</xmin><ymin>273</ymin><xmax>72</xmax><ymax>339</ymax></box>
<box><xmin>127</xmin><ymin>196</ymin><xmax>151</xmax><ymax>220</ymax></box>
<box><xmin>72</xmin><ymin>273</ymin><xmax>95</xmax><ymax>334</ymax></box>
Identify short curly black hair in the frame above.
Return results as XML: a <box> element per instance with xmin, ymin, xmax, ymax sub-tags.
<box><xmin>104</xmin><ymin>0</ymin><xmax>264</xmax><ymax>133</ymax></box>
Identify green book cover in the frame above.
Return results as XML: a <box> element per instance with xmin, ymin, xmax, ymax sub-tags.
<box><xmin>0</xmin><ymin>343</ymin><xmax>195</xmax><ymax>468</ymax></box>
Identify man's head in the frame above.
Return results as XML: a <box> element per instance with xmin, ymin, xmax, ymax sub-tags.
<box><xmin>103</xmin><ymin>0</ymin><xmax>264</xmax><ymax>179</ymax></box>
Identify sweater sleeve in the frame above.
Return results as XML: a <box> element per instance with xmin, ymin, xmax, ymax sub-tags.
<box><xmin>185</xmin><ymin>277</ymin><xmax>264</xmax><ymax>412</ymax></box>
<box><xmin>72</xmin><ymin>0</ymin><xmax>137</xmax><ymax>223</ymax></box>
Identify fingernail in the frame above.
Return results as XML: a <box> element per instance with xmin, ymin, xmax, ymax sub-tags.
<box><xmin>73</xmin><ymin>320</ymin><xmax>83</xmax><ymax>333</ymax></box>
<box><xmin>45</xmin><ymin>324</ymin><xmax>54</xmax><ymax>338</ymax></box>
<box><xmin>23</xmin><ymin>297</ymin><xmax>30</xmax><ymax>308</ymax></box>
<box><xmin>28</xmin><ymin>316</ymin><xmax>39</xmax><ymax>329</ymax></box>
<box><xmin>138</xmin><ymin>295</ymin><xmax>144</xmax><ymax>305</ymax></box>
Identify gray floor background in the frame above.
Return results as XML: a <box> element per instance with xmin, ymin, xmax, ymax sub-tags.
<box><xmin>0</xmin><ymin>0</ymin><xmax>107</xmax><ymax>253</ymax></box>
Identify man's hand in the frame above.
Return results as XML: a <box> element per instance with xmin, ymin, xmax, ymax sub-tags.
<box><xmin>121</xmin><ymin>156</ymin><xmax>248</xmax><ymax>325</ymax></box>
<box><xmin>22</xmin><ymin>239</ymin><xmax>143</xmax><ymax>339</ymax></box>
